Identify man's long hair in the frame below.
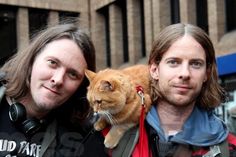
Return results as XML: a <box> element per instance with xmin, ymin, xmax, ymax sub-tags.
<box><xmin>1</xmin><ymin>22</ymin><xmax>96</xmax><ymax>126</ymax></box>
<box><xmin>148</xmin><ymin>23</ymin><xmax>226</xmax><ymax>109</ymax></box>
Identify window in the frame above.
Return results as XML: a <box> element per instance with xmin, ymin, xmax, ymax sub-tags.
<box><xmin>196</xmin><ymin>0</ymin><xmax>208</xmax><ymax>33</ymax></box>
<box><xmin>59</xmin><ymin>11</ymin><xmax>79</xmax><ymax>24</ymax></box>
<box><xmin>28</xmin><ymin>9</ymin><xmax>49</xmax><ymax>39</ymax></box>
<box><xmin>116</xmin><ymin>0</ymin><xmax>129</xmax><ymax>62</ymax></box>
<box><xmin>0</xmin><ymin>5</ymin><xmax>17</xmax><ymax>66</ymax></box>
<box><xmin>170</xmin><ymin>0</ymin><xmax>180</xmax><ymax>24</ymax></box>
<box><xmin>225</xmin><ymin>0</ymin><xmax>236</xmax><ymax>32</ymax></box>
<box><xmin>98</xmin><ymin>7</ymin><xmax>111</xmax><ymax>67</ymax></box>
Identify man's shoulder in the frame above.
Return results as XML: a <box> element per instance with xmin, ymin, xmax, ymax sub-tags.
<box><xmin>191</xmin><ymin>135</ymin><xmax>235</xmax><ymax>157</ymax></box>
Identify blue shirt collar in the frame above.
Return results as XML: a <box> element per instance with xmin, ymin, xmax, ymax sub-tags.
<box><xmin>146</xmin><ymin>105</ymin><xmax>228</xmax><ymax>146</ymax></box>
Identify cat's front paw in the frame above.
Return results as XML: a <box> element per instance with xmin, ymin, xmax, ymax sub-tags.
<box><xmin>104</xmin><ymin>135</ymin><xmax>119</xmax><ymax>148</ymax></box>
<box><xmin>94</xmin><ymin>118</ymin><xmax>107</xmax><ymax>131</ymax></box>
<box><xmin>104</xmin><ymin>126</ymin><xmax>126</xmax><ymax>148</ymax></box>
<box><xmin>94</xmin><ymin>122</ymin><xmax>103</xmax><ymax>131</ymax></box>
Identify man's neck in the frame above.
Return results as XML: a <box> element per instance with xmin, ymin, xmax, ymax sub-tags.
<box><xmin>18</xmin><ymin>95</ymin><xmax>48</xmax><ymax>119</ymax></box>
<box><xmin>157</xmin><ymin>100</ymin><xmax>195</xmax><ymax>136</ymax></box>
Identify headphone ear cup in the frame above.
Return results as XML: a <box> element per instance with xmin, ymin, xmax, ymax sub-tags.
<box><xmin>21</xmin><ymin>118</ymin><xmax>41</xmax><ymax>135</ymax></box>
<box><xmin>8</xmin><ymin>102</ymin><xmax>43</xmax><ymax>136</ymax></box>
<box><xmin>9</xmin><ymin>102</ymin><xmax>27</xmax><ymax>123</ymax></box>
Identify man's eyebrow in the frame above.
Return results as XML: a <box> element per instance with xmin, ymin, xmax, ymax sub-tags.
<box><xmin>191</xmin><ymin>58</ymin><xmax>206</xmax><ymax>62</ymax></box>
<box><xmin>164</xmin><ymin>57</ymin><xmax>180</xmax><ymax>61</ymax></box>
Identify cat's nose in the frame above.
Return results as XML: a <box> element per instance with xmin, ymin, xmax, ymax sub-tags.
<box><xmin>92</xmin><ymin>112</ymin><xmax>99</xmax><ymax>122</ymax></box>
<box><xmin>88</xmin><ymin>112</ymin><xmax>100</xmax><ymax>125</ymax></box>
<box><xmin>93</xmin><ymin>112</ymin><xmax>98</xmax><ymax>116</ymax></box>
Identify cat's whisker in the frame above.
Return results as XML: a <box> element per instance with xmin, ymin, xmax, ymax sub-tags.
<box><xmin>103</xmin><ymin>111</ymin><xmax>113</xmax><ymax>124</ymax></box>
<box><xmin>98</xmin><ymin>111</ymin><xmax>111</xmax><ymax>122</ymax></box>
<box><xmin>106</xmin><ymin>111</ymin><xmax>119</xmax><ymax>125</ymax></box>
<box><xmin>103</xmin><ymin>111</ymin><xmax>114</xmax><ymax>125</ymax></box>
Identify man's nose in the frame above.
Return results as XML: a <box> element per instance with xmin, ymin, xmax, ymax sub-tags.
<box><xmin>50</xmin><ymin>69</ymin><xmax>65</xmax><ymax>86</ymax></box>
<box><xmin>178</xmin><ymin>64</ymin><xmax>190</xmax><ymax>80</ymax></box>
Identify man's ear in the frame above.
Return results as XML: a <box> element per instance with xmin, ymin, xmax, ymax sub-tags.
<box><xmin>149</xmin><ymin>63</ymin><xmax>159</xmax><ymax>80</ymax></box>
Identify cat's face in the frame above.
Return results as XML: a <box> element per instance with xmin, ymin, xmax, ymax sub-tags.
<box><xmin>85</xmin><ymin>69</ymin><xmax>130</xmax><ymax>116</ymax></box>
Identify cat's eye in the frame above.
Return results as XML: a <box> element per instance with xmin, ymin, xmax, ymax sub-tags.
<box><xmin>95</xmin><ymin>100</ymin><xmax>102</xmax><ymax>104</ymax></box>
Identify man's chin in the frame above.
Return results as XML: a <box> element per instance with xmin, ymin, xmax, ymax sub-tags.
<box><xmin>38</xmin><ymin>102</ymin><xmax>59</xmax><ymax>111</ymax></box>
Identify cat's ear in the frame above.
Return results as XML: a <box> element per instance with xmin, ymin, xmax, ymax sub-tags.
<box><xmin>100</xmin><ymin>80</ymin><xmax>114</xmax><ymax>91</ymax></box>
<box><xmin>85</xmin><ymin>69</ymin><xmax>96</xmax><ymax>82</ymax></box>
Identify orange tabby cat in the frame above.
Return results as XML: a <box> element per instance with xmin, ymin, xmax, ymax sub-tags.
<box><xmin>85</xmin><ymin>64</ymin><xmax>152</xmax><ymax>148</ymax></box>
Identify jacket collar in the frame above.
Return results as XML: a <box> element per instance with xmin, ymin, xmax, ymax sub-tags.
<box><xmin>146</xmin><ymin>105</ymin><xmax>228</xmax><ymax>146</ymax></box>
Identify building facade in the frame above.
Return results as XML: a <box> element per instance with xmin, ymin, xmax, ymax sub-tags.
<box><xmin>1</xmin><ymin>0</ymin><xmax>236</xmax><ymax>69</ymax></box>
<box><xmin>0</xmin><ymin>0</ymin><xmax>236</xmax><ymax>117</ymax></box>
<box><xmin>90</xmin><ymin>0</ymin><xmax>236</xmax><ymax>70</ymax></box>
<box><xmin>0</xmin><ymin>0</ymin><xmax>89</xmax><ymax>65</ymax></box>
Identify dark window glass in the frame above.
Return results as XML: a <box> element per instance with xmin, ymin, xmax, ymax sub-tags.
<box><xmin>116</xmin><ymin>0</ymin><xmax>129</xmax><ymax>62</ymax></box>
<box><xmin>196</xmin><ymin>0</ymin><xmax>208</xmax><ymax>33</ymax></box>
<box><xmin>225</xmin><ymin>0</ymin><xmax>236</xmax><ymax>32</ymax></box>
<box><xmin>28</xmin><ymin>9</ymin><xmax>49</xmax><ymax>39</ymax></box>
<box><xmin>59</xmin><ymin>12</ymin><xmax>79</xmax><ymax>24</ymax></box>
<box><xmin>170</xmin><ymin>0</ymin><xmax>180</xmax><ymax>24</ymax></box>
<box><xmin>98</xmin><ymin>7</ymin><xmax>110</xmax><ymax>67</ymax></box>
<box><xmin>140</xmin><ymin>0</ymin><xmax>146</xmax><ymax>57</ymax></box>
<box><xmin>0</xmin><ymin>5</ymin><xmax>17</xmax><ymax>66</ymax></box>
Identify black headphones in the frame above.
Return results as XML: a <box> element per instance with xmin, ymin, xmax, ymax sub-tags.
<box><xmin>9</xmin><ymin>102</ymin><xmax>47</xmax><ymax>136</ymax></box>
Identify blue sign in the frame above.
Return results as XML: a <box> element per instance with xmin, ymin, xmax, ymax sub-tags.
<box><xmin>217</xmin><ymin>52</ymin><xmax>236</xmax><ymax>76</ymax></box>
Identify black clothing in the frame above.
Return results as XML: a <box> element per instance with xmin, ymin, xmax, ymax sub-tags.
<box><xmin>0</xmin><ymin>97</ymin><xmax>44</xmax><ymax>157</ymax></box>
<box><xmin>0</xmin><ymin>95</ymin><xmax>108</xmax><ymax>157</ymax></box>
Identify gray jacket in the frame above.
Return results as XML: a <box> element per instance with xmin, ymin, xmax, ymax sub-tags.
<box><xmin>111</xmin><ymin>126</ymin><xmax>139</xmax><ymax>157</ymax></box>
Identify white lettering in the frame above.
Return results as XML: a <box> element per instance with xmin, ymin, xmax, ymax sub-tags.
<box><xmin>21</xmin><ymin>142</ymin><xmax>30</xmax><ymax>155</ymax></box>
<box><xmin>0</xmin><ymin>140</ymin><xmax>16</xmax><ymax>151</ymax></box>
<box><xmin>30</xmin><ymin>144</ymin><xmax>37</xmax><ymax>156</ymax></box>
<box><xmin>0</xmin><ymin>139</ymin><xmax>4</xmax><ymax>151</ymax></box>
<box><xmin>36</xmin><ymin>145</ymin><xmax>41</xmax><ymax>157</ymax></box>
<box><xmin>18</xmin><ymin>141</ymin><xmax>27</xmax><ymax>153</ymax></box>
<box><xmin>0</xmin><ymin>139</ymin><xmax>41</xmax><ymax>157</ymax></box>
<box><xmin>5</xmin><ymin>155</ymin><xmax>17</xmax><ymax>157</ymax></box>
<box><xmin>7</xmin><ymin>141</ymin><xmax>16</xmax><ymax>151</ymax></box>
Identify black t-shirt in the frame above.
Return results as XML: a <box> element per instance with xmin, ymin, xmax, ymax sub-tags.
<box><xmin>0</xmin><ymin>96</ymin><xmax>109</xmax><ymax>157</ymax></box>
<box><xmin>0</xmin><ymin>97</ymin><xmax>44</xmax><ymax>157</ymax></box>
